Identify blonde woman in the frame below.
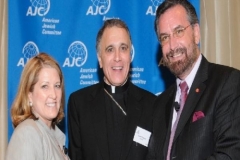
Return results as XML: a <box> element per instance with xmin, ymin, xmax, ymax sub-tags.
<box><xmin>6</xmin><ymin>53</ymin><xmax>69</xmax><ymax>160</ymax></box>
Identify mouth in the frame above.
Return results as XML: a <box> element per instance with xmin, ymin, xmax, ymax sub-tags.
<box><xmin>112</xmin><ymin>66</ymin><xmax>123</xmax><ymax>70</ymax></box>
<box><xmin>167</xmin><ymin>48</ymin><xmax>186</xmax><ymax>60</ymax></box>
<box><xmin>168</xmin><ymin>52</ymin><xmax>183</xmax><ymax>58</ymax></box>
<box><xmin>46</xmin><ymin>102</ymin><xmax>56</xmax><ymax>107</ymax></box>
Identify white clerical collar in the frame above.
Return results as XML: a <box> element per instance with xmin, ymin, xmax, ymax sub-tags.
<box><xmin>111</xmin><ymin>86</ymin><xmax>116</xmax><ymax>93</ymax></box>
<box><xmin>103</xmin><ymin>77</ymin><xmax>129</xmax><ymax>94</ymax></box>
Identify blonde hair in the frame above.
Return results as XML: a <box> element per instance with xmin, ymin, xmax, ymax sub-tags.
<box><xmin>11</xmin><ymin>52</ymin><xmax>65</xmax><ymax>128</ymax></box>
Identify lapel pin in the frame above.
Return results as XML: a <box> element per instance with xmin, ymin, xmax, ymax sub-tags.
<box><xmin>195</xmin><ymin>88</ymin><xmax>200</xmax><ymax>93</ymax></box>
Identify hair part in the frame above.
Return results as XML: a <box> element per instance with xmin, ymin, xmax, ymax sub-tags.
<box><xmin>11</xmin><ymin>52</ymin><xmax>65</xmax><ymax>129</ymax></box>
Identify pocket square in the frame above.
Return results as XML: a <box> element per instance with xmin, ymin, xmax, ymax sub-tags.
<box><xmin>192</xmin><ymin>111</ymin><xmax>205</xmax><ymax>122</ymax></box>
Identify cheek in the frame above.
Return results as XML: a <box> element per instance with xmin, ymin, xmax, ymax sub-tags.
<box><xmin>31</xmin><ymin>92</ymin><xmax>40</xmax><ymax>101</ymax></box>
<box><xmin>123</xmin><ymin>58</ymin><xmax>131</xmax><ymax>69</ymax></box>
<box><xmin>161</xmin><ymin>46</ymin><xmax>170</xmax><ymax>56</ymax></box>
<box><xmin>32</xmin><ymin>90</ymin><xmax>48</xmax><ymax>104</ymax></box>
<box><xmin>57</xmin><ymin>90</ymin><xmax>62</xmax><ymax>100</ymax></box>
<box><xmin>125</xmin><ymin>56</ymin><xmax>131</xmax><ymax>63</ymax></box>
<box><xmin>99</xmin><ymin>55</ymin><xmax>110</xmax><ymax>69</ymax></box>
<box><xmin>123</xmin><ymin>53</ymin><xmax>131</xmax><ymax>61</ymax></box>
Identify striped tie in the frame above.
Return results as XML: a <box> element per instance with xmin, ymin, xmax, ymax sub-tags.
<box><xmin>167</xmin><ymin>81</ymin><xmax>188</xmax><ymax>160</ymax></box>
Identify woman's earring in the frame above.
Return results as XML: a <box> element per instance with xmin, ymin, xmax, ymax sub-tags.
<box><xmin>29</xmin><ymin>102</ymin><xmax>33</xmax><ymax>107</ymax></box>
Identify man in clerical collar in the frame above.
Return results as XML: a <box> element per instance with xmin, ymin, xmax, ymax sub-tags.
<box><xmin>67</xmin><ymin>19</ymin><xmax>156</xmax><ymax>160</ymax></box>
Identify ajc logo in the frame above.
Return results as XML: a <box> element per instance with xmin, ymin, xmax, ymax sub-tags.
<box><xmin>63</xmin><ymin>41</ymin><xmax>88</xmax><ymax>67</ymax></box>
<box><xmin>146</xmin><ymin>0</ymin><xmax>164</xmax><ymax>16</ymax></box>
<box><xmin>86</xmin><ymin>0</ymin><xmax>111</xmax><ymax>15</ymax></box>
<box><xmin>26</xmin><ymin>0</ymin><xmax>51</xmax><ymax>16</ymax></box>
<box><xmin>17</xmin><ymin>41</ymin><xmax>39</xmax><ymax>67</ymax></box>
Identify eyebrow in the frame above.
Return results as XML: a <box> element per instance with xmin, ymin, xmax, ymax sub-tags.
<box><xmin>120</xmin><ymin>43</ymin><xmax>129</xmax><ymax>48</ymax></box>
<box><xmin>159</xmin><ymin>25</ymin><xmax>185</xmax><ymax>35</ymax></box>
<box><xmin>40</xmin><ymin>81</ymin><xmax>61</xmax><ymax>84</ymax></box>
<box><xmin>105</xmin><ymin>43</ymin><xmax>129</xmax><ymax>50</ymax></box>
<box><xmin>41</xmin><ymin>81</ymin><xmax>50</xmax><ymax>84</ymax></box>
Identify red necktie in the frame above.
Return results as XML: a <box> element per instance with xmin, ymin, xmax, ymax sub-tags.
<box><xmin>167</xmin><ymin>81</ymin><xmax>188</xmax><ymax>160</ymax></box>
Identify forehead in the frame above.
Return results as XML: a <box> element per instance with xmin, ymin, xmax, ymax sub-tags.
<box><xmin>37</xmin><ymin>67</ymin><xmax>59</xmax><ymax>79</ymax></box>
<box><xmin>101</xmin><ymin>26</ymin><xmax>130</xmax><ymax>43</ymax></box>
<box><xmin>159</xmin><ymin>5</ymin><xmax>189</xmax><ymax>32</ymax></box>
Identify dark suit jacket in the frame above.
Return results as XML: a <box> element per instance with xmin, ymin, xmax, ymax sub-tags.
<box><xmin>147</xmin><ymin>56</ymin><xmax>240</xmax><ymax>160</ymax></box>
<box><xmin>68</xmin><ymin>81</ymin><xmax>156</xmax><ymax>160</ymax></box>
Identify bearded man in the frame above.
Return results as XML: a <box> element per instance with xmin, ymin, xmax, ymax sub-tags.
<box><xmin>147</xmin><ymin>0</ymin><xmax>240</xmax><ymax>160</ymax></box>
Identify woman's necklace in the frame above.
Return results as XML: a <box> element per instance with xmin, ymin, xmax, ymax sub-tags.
<box><xmin>104</xmin><ymin>89</ymin><xmax>127</xmax><ymax>116</ymax></box>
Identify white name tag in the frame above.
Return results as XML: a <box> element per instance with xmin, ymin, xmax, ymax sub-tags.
<box><xmin>133</xmin><ymin>126</ymin><xmax>151</xmax><ymax>147</ymax></box>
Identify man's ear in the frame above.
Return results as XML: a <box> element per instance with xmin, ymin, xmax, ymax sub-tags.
<box><xmin>193</xmin><ymin>23</ymin><xmax>200</xmax><ymax>45</ymax></box>
<box><xmin>97</xmin><ymin>53</ymin><xmax>103</xmax><ymax>68</ymax></box>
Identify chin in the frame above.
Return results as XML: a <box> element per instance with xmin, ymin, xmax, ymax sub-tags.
<box><xmin>110</xmin><ymin>81</ymin><xmax>124</xmax><ymax>86</ymax></box>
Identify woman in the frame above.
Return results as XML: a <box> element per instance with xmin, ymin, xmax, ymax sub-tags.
<box><xmin>6</xmin><ymin>53</ymin><xmax>69</xmax><ymax>160</ymax></box>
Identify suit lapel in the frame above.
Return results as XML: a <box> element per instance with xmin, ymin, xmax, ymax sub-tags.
<box><xmin>90</xmin><ymin>83</ymin><xmax>109</xmax><ymax>160</ymax></box>
<box><xmin>174</xmin><ymin>56</ymin><xmax>209</xmax><ymax>141</ymax></box>
<box><xmin>120</xmin><ymin>83</ymin><xmax>142</xmax><ymax>160</ymax></box>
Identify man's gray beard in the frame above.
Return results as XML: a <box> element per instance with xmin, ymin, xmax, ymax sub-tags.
<box><xmin>163</xmin><ymin>43</ymin><xmax>198</xmax><ymax>77</ymax></box>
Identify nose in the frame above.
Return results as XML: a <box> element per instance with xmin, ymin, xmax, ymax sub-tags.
<box><xmin>114</xmin><ymin>50</ymin><xmax>121</xmax><ymax>62</ymax></box>
<box><xmin>169</xmin><ymin>36</ymin><xmax>179</xmax><ymax>51</ymax></box>
<box><xmin>49</xmin><ymin>87</ymin><xmax>57</xmax><ymax>99</ymax></box>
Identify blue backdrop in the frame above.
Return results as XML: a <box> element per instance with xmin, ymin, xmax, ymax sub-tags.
<box><xmin>8</xmin><ymin>0</ymin><xmax>200</xmax><ymax>145</ymax></box>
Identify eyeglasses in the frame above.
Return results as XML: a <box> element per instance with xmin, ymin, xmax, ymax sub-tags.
<box><xmin>159</xmin><ymin>24</ymin><xmax>192</xmax><ymax>45</ymax></box>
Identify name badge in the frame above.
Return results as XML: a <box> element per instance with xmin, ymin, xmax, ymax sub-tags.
<box><xmin>133</xmin><ymin>126</ymin><xmax>151</xmax><ymax>147</ymax></box>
